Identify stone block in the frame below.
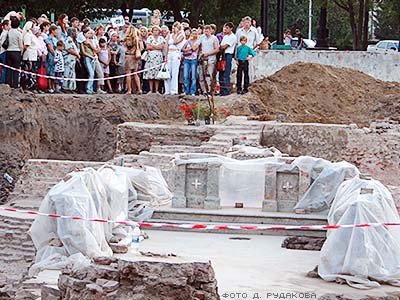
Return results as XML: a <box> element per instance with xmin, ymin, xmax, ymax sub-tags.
<box><xmin>172</xmin><ymin>155</ymin><xmax>221</xmax><ymax>210</ymax></box>
<box><xmin>262</xmin><ymin>200</ymin><xmax>278</xmax><ymax>212</ymax></box>
<box><xmin>58</xmin><ymin>257</ymin><xmax>219</xmax><ymax>300</ymax></box>
<box><xmin>41</xmin><ymin>285</ymin><xmax>60</xmax><ymax>300</ymax></box>
<box><xmin>100</xmin><ymin>280</ymin><xmax>119</xmax><ymax>293</ymax></box>
<box><xmin>93</xmin><ymin>256</ymin><xmax>118</xmax><ymax>266</ymax></box>
<box><xmin>86</xmin><ymin>283</ymin><xmax>103</xmax><ymax>294</ymax></box>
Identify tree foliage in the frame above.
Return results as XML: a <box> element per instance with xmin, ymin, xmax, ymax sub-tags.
<box><xmin>333</xmin><ymin>0</ymin><xmax>372</xmax><ymax>50</ymax></box>
<box><xmin>0</xmin><ymin>0</ymin><xmax>396</xmax><ymax>51</ymax></box>
<box><xmin>375</xmin><ymin>0</ymin><xmax>400</xmax><ymax>40</ymax></box>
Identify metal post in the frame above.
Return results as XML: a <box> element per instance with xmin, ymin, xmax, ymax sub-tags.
<box><xmin>261</xmin><ymin>0</ymin><xmax>269</xmax><ymax>37</ymax></box>
<box><xmin>276</xmin><ymin>0</ymin><xmax>285</xmax><ymax>44</ymax></box>
<box><xmin>308</xmin><ymin>0</ymin><xmax>312</xmax><ymax>39</ymax></box>
<box><xmin>21</xmin><ymin>5</ymin><xmax>26</xmax><ymax>28</ymax></box>
<box><xmin>50</xmin><ymin>8</ymin><xmax>55</xmax><ymax>23</ymax></box>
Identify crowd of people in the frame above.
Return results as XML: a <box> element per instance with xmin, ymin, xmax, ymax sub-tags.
<box><xmin>0</xmin><ymin>10</ymin><xmax>303</xmax><ymax>96</ymax></box>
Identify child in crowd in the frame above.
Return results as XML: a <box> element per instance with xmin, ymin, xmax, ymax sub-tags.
<box><xmin>53</xmin><ymin>40</ymin><xmax>65</xmax><ymax>93</ymax></box>
<box><xmin>98</xmin><ymin>38</ymin><xmax>113</xmax><ymax>92</ymax></box>
<box><xmin>259</xmin><ymin>36</ymin><xmax>272</xmax><ymax>50</ymax></box>
<box><xmin>235</xmin><ymin>36</ymin><xmax>256</xmax><ymax>94</ymax></box>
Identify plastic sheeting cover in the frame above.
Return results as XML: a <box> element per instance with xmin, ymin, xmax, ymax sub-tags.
<box><xmin>174</xmin><ymin>153</ymin><xmax>290</xmax><ymax>208</ymax></box>
<box><xmin>29</xmin><ymin>165</ymin><xmax>172</xmax><ymax>276</ymax></box>
<box><xmin>294</xmin><ymin>156</ymin><xmax>360</xmax><ymax>212</ymax></box>
<box><xmin>319</xmin><ymin>177</ymin><xmax>400</xmax><ymax>289</ymax></box>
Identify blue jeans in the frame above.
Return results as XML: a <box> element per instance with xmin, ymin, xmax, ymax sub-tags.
<box><xmin>0</xmin><ymin>52</ymin><xmax>6</xmax><ymax>84</ymax></box>
<box><xmin>184</xmin><ymin>59</ymin><xmax>198</xmax><ymax>95</ymax></box>
<box><xmin>84</xmin><ymin>57</ymin><xmax>95</xmax><ymax>93</ymax></box>
<box><xmin>219</xmin><ymin>53</ymin><xmax>233</xmax><ymax>95</ymax></box>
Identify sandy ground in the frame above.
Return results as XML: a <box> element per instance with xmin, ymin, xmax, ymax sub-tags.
<box><xmin>216</xmin><ymin>62</ymin><xmax>400</xmax><ymax>126</ymax></box>
<box><xmin>117</xmin><ymin>231</ymin><xmax>400</xmax><ymax>299</ymax></box>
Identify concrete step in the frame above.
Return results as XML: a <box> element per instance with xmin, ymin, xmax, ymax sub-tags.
<box><xmin>8</xmin><ymin>199</ymin><xmax>44</xmax><ymax>210</ymax></box>
<box><xmin>221</xmin><ymin>130</ymin><xmax>262</xmax><ymax>136</ymax></box>
<box><xmin>144</xmin><ymin>219</ymin><xmax>326</xmax><ymax>237</ymax></box>
<box><xmin>0</xmin><ymin>243</ymin><xmax>35</xmax><ymax>254</ymax></box>
<box><xmin>152</xmin><ymin>207</ymin><xmax>327</xmax><ymax>226</ymax></box>
<box><xmin>203</xmin><ymin>140</ymin><xmax>233</xmax><ymax>147</ymax></box>
<box><xmin>121</xmin><ymin>154</ymin><xmax>140</xmax><ymax>162</ymax></box>
<box><xmin>149</xmin><ymin>145</ymin><xmax>202</xmax><ymax>154</ymax></box>
<box><xmin>219</xmin><ymin>124</ymin><xmax>264</xmax><ymax>131</ymax></box>
<box><xmin>1</xmin><ymin>238</ymin><xmax>34</xmax><ymax>247</ymax></box>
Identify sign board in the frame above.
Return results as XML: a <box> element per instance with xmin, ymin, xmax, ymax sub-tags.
<box><xmin>111</xmin><ymin>16</ymin><xmax>125</xmax><ymax>28</ymax></box>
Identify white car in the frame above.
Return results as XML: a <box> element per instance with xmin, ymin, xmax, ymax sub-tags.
<box><xmin>367</xmin><ymin>40</ymin><xmax>399</xmax><ymax>52</ymax></box>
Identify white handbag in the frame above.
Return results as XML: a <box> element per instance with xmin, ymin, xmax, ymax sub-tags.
<box><xmin>141</xmin><ymin>51</ymin><xmax>148</xmax><ymax>61</ymax></box>
<box><xmin>156</xmin><ymin>63</ymin><xmax>171</xmax><ymax>80</ymax></box>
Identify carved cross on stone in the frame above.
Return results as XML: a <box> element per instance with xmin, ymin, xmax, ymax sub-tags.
<box><xmin>192</xmin><ymin>179</ymin><xmax>202</xmax><ymax>190</ymax></box>
<box><xmin>282</xmin><ymin>182</ymin><xmax>294</xmax><ymax>192</ymax></box>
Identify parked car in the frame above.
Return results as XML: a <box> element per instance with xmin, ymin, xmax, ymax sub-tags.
<box><xmin>367</xmin><ymin>40</ymin><xmax>399</xmax><ymax>52</ymax></box>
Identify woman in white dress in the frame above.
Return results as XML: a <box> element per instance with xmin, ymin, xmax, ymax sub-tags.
<box><xmin>164</xmin><ymin>22</ymin><xmax>185</xmax><ymax>95</ymax></box>
<box><xmin>143</xmin><ymin>26</ymin><xmax>165</xmax><ymax>93</ymax></box>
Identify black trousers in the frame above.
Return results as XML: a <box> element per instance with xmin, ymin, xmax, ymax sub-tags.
<box><xmin>236</xmin><ymin>60</ymin><xmax>249</xmax><ymax>91</ymax></box>
<box><xmin>6</xmin><ymin>51</ymin><xmax>22</xmax><ymax>88</ymax></box>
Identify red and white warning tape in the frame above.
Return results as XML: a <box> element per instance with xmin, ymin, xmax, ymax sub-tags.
<box><xmin>0</xmin><ymin>62</ymin><xmax>163</xmax><ymax>82</ymax></box>
<box><xmin>1</xmin><ymin>207</ymin><xmax>400</xmax><ymax>231</ymax></box>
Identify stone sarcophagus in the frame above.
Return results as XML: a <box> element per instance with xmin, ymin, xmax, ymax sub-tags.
<box><xmin>171</xmin><ymin>155</ymin><xmax>312</xmax><ymax>213</ymax></box>
<box><xmin>172</xmin><ymin>158</ymin><xmax>221</xmax><ymax>210</ymax></box>
<box><xmin>263</xmin><ymin>160</ymin><xmax>312</xmax><ymax>212</ymax></box>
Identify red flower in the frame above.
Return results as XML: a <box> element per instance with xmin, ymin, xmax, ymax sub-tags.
<box><xmin>220</xmin><ymin>108</ymin><xmax>230</xmax><ymax>117</ymax></box>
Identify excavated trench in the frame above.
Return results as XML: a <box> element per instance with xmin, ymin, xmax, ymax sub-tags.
<box><xmin>0</xmin><ymin>85</ymin><xmax>182</xmax><ymax>204</ymax></box>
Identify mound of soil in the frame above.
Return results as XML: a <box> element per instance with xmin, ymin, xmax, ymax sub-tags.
<box><xmin>0</xmin><ymin>86</ymin><xmax>182</xmax><ymax>203</ymax></box>
<box><xmin>219</xmin><ymin>62</ymin><xmax>400</xmax><ymax>126</ymax></box>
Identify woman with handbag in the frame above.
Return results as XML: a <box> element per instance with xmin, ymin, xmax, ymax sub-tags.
<box><xmin>123</xmin><ymin>26</ymin><xmax>142</xmax><ymax>94</ymax></box>
<box><xmin>182</xmin><ymin>28</ymin><xmax>200</xmax><ymax>95</ymax></box>
<box><xmin>143</xmin><ymin>25</ymin><xmax>165</xmax><ymax>94</ymax></box>
<box><xmin>21</xmin><ymin>21</ymin><xmax>39</xmax><ymax>90</ymax></box>
<box><xmin>164</xmin><ymin>22</ymin><xmax>185</xmax><ymax>95</ymax></box>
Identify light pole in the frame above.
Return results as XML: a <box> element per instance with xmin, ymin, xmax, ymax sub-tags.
<box><xmin>308</xmin><ymin>0</ymin><xmax>312</xmax><ymax>39</ymax></box>
<box><xmin>277</xmin><ymin>0</ymin><xmax>284</xmax><ymax>44</ymax></box>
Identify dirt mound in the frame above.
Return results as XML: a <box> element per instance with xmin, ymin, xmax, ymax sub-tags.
<box><xmin>0</xmin><ymin>86</ymin><xmax>182</xmax><ymax>203</ymax></box>
<box><xmin>225</xmin><ymin>62</ymin><xmax>400</xmax><ymax>126</ymax></box>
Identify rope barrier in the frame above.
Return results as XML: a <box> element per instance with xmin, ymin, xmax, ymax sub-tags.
<box><xmin>0</xmin><ymin>62</ymin><xmax>164</xmax><ymax>82</ymax></box>
<box><xmin>1</xmin><ymin>207</ymin><xmax>399</xmax><ymax>231</ymax></box>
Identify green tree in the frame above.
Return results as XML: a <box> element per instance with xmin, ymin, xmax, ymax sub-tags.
<box><xmin>333</xmin><ymin>0</ymin><xmax>372</xmax><ymax>50</ymax></box>
<box><xmin>375</xmin><ymin>0</ymin><xmax>400</xmax><ymax>40</ymax></box>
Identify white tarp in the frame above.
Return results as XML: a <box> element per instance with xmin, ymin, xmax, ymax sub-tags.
<box><xmin>175</xmin><ymin>153</ymin><xmax>292</xmax><ymax>208</ymax></box>
<box><xmin>174</xmin><ymin>154</ymin><xmax>360</xmax><ymax>211</ymax></box>
<box><xmin>28</xmin><ymin>165</ymin><xmax>172</xmax><ymax>276</ymax></box>
<box><xmin>226</xmin><ymin>145</ymin><xmax>282</xmax><ymax>158</ymax></box>
<box><xmin>293</xmin><ymin>156</ymin><xmax>360</xmax><ymax>212</ymax></box>
<box><xmin>319</xmin><ymin>177</ymin><xmax>400</xmax><ymax>288</ymax></box>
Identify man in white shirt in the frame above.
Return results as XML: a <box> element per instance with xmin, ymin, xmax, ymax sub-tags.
<box><xmin>219</xmin><ymin>22</ymin><xmax>237</xmax><ymax>96</ymax></box>
<box><xmin>199</xmin><ymin>25</ymin><xmax>219</xmax><ymax>94</ymax></box>
<box><xmin>236</xmin><ymin>16</ymin><xmax>261</xmax><ymax>83</ymax></box>
<box><xmin>236</xmin><ymin>16</ymin><xmax>260</xmax><ymax>49</ymax></box>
